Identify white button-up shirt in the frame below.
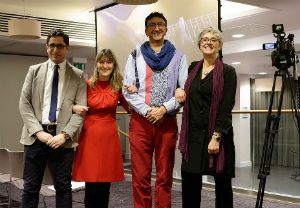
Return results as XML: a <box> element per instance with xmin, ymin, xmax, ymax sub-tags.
<box><xmin>42</xmin><ymin>59</ymin><xmax>67</xmax><ymax>124</ymax></box>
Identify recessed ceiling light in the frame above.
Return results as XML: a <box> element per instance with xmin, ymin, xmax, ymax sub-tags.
<box><xmin>232</xmin><ymin>34</ymin><xmax>245</xmax><ymax>38</ymax></box>
<box><xmin>258</xmin><ymin>72</ymin><xmax>267</xmax><ymax>75</ymax></box>
<box><xmin>232</xmin><ymin>62</ymin><xmax>241</xmax><ymax>65</ymax></box>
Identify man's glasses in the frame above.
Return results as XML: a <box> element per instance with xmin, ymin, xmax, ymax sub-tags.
<box><xmin>48</xmin><ymin>44</ymin><xmax>66</xmax><ymax>50</ymax></box>
<box><xmin>147</xmin><ymin>22</ymin><xmax>166</xmax><ymax>30</ymax></box>
<box><xmin>201</xmin><ymin>38</ymin><xmax>219</xmax><ymax>44</ymax></box>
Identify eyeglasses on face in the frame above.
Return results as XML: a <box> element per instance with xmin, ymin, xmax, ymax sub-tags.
<box><xmin>147</xmin><ymin>22</ymin><xmax>166</xmax><ymax>30</ymax></box>
<box><xmin>201</xmin><ymin>38</ymin><xmax>219</xmax><ymax>44</ymax></box>
<box><xmin>48</xmin><ymin>43</ymin><xmax>66</xmax><ymax>50</ymax></box>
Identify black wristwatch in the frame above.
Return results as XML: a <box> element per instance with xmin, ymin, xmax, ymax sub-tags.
<box><xmin>62</xmin><ymin>132</ymin><xmax>71</xmax><ymax>141</ymax></box>
<box><xmin>212</xmin><ymin>134</ymin><xmax>222</xmax><ymax>142</ymax></box>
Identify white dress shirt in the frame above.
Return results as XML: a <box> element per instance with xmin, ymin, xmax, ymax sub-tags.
<box><xmin>42</xmin><ymin>59</ymin><xmax>67</xmax><ymax>124</ymax></box>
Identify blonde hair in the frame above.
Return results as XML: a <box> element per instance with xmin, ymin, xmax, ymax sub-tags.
<box><xmin>89</xmin><ymin>49</ymin><xmax>123</xmax><ymax>93</ymax></box>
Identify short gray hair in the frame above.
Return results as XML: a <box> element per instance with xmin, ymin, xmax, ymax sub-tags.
<box><xmin>197</xmin><ymin>27</ymin><xmax>223</xmax><ymax>48</ymax></box>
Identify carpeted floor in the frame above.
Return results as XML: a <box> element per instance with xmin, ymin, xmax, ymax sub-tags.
<box><xmin>0</xmin><ymin>175</ymin><xmax>299</xmax><ymax>208</ymax></box>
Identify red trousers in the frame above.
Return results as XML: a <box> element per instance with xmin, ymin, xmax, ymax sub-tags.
<box><xmin>129</xmin><ymin>112</ymin><xmax>178</xmax><ymax>208</ymax></box>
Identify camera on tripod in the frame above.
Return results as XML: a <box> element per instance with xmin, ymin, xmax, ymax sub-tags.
<box><xmin>256</xmin><ymin>24</ymin><xmax>300</xmax><ymax>208</ymax></box>
<box><xmin>262</xmin><ymin>24</ymin><xmax>297</xmax><ymax>70</ymax></box>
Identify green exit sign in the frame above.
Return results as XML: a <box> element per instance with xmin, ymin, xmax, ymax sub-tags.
<box><xmin>74</xmin><ymin>63</ymin><xmax>85</xmax><ymax>70</ymax></box>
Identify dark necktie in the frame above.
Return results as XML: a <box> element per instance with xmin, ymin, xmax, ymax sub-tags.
<box><xmin>49</xmin><ymin>64</ymin><xmax>59</xmax><ymax>122</ymax></box>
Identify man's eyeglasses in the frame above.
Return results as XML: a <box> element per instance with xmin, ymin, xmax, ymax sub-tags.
<box><xmin>201</xmin><ymin>38</ymin><xmax>219</xmax><ymax>44</ymax></box>
<box><xmin>48</xmin><ymin>44</ymin><xmax>66</xmax><ymax>50</ymax></box>
<box><xmin>147</xmin><ymin>22</ymin><xmax>166</xmax><ymax>30</ymax></box>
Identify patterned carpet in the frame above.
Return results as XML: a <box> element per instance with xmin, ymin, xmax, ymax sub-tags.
<box><xmin>0</xmin><ymin>175</ymin><xmax>299</xmax><ymax>208</ymax></box>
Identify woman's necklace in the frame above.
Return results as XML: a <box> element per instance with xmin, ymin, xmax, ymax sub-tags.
<box><xmin>203</xmin><ymin>65</ymin><xmax>214</xmax><ymax>76</ymax></box>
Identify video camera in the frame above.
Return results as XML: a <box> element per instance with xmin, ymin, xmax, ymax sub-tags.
<box><xmin>263</xmin><ymin>24</ymin><xmax>297</xmax><ymax>71</ymax></box>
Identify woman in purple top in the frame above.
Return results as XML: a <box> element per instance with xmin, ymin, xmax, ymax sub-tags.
<box><xmin>179</xmin><ymin>27</ymin><xmax>237</xmax><ymax>208</ymax></box>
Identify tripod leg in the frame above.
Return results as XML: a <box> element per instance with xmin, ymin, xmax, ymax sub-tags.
<box><xmin>255</xmin><ymin>70</ymin><xmax>287</xmax><ymax>208</ymax></box>
<box><xmin>256</xmin><ymin>178</ymin><xmax>266</xmax><ymax>208</ymax></box>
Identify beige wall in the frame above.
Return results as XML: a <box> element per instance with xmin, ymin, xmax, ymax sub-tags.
<box><xmin>0</xmin><ymin>54</ymin><xmax>47</xmax><ymax>150</ymax></box>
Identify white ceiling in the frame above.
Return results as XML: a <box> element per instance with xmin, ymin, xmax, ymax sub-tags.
<box><xmin>222</xmin><ymin>0</ymin><xmax>300</xmax><ymax>77</ymax></box>
<box><xmin>0</xmin><ymin>0</ymin><xmax>299</xmax><ymax>76</ymax></box>
<box><xmin>0</xmin><ymin>0</ymin><xmax>112</xmax><ymax>23</ymax></box>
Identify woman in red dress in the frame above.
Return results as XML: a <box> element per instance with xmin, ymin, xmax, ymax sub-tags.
<box><xmin>72</xmin><ymin>49</ymin><xmax>130</xmax><ymax>207</ymax></box>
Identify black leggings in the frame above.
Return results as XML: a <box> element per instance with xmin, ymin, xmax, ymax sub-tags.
<box><xmin>84</xmin><ymin>182</ymin><xmax>111</xmax><ymax>208</ymax></box>
<box><xmin>181</xmin><ymin>170</ymin><xmax>233</xmax><ymax>208</ymax></box>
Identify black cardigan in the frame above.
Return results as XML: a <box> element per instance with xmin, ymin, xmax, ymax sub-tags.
<box><xmin>181</xmin><ymin>61</ymin><xmax>237</xmax><ymax>177</ymax></box>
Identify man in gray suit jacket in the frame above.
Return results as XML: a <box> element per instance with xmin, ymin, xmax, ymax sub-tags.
<box><xmin>19</xmin><ymin>29</ymin><xmax>87</xmax><ymax>208</ymax></box>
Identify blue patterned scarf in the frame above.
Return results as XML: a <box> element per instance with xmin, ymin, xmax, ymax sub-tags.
<box><xmin>140</xmin><ymin>40</ymin><xmax>176</xmax><ymax>71</ymax></box>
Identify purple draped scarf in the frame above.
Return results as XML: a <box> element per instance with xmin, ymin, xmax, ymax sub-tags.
<box><xmin>178</xmin><ymin>58</ymin><xmax>225</xmax><ymax>173</ymax></box>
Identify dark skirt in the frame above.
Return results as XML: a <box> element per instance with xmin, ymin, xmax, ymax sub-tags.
<box><xmin>181</xmin><ymin>127</ymin><xmax>235</xmax><ymax>178</ymax></box>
